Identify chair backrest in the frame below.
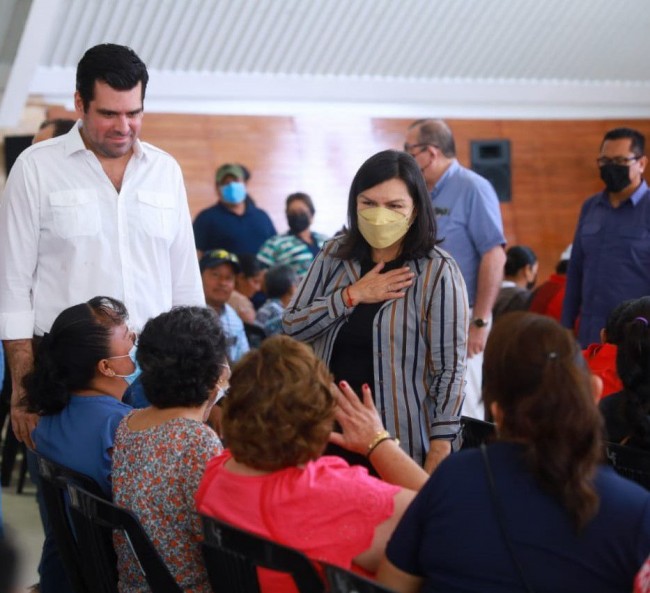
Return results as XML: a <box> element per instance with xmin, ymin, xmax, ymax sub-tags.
<box><xmin>201</xmin><ymin>514</ymin><xmax>324</xmax><ymax>593</ymax></box>
<box><xmin>459</xmin><ymin>416</ymin><xmax>497</xmax><ymax>450</ymax></box>
<box><xmin>66</xmin><ymin>483</ymin><xmax>183</xmax><ymax>593</ymax></box>
<box><xmin>604</xmin><ymin>442</ymin><xmax>650</xmax><ymax>490</ymax></box>
<box><xmin>34</xmin><ymin>452</ymin><xmax>107</xmax><ymax>593</ymax></box>
<box><xmin>320</xmin><ymin>561</ymin><xmax>396</xmax><ymax>593</ymax></box>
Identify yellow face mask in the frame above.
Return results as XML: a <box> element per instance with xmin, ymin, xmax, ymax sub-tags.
<box><xmin>357</xmin><ymin>207</ymin><xmax>413</xmax><ymax>249</ymax></box>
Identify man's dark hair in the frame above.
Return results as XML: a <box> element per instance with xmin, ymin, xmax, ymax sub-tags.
<box><xmin>265</xmin><ymin>265</ymin><xmax>296</xmax><ymax>299</ymax></box>
<box><xmin>601</xmin><ymin>127</ymin><xmax>645</xmax><ymax>156</ymax></box>
<box><xmin>238</xmin><ymin>253</ymin><xmax>263</xmax><ymax>278</ymax></box>
<box><xmin>39</xmin><ymin>118</ymin><xmax>76</xmax><ymax>137</ymax></box>
<box><xmin>137</xmin><ymin>306</ymin><xmax>227</xmax><ymax>409</ymax></box>
<box><xmin>76</xmin><ymin>44</ymin><xmax>149</xmax><ymax>111</ymax></box>
<box><xmin>336</xmin><ymin>149</ymin><xmax>437</xmax><ymax>261</ymax></box>
<box><xmin>409</xmin><ymin>119</ymin><xmax>456</xmax><ymax>158</ymax></box>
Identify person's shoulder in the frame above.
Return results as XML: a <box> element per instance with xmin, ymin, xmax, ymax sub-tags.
<box><xmin>595</xmin><ymin>464</ymin><xmax>650</xmax><ymax>508</ymax></box>
<box><xmin>138</xmin><ymin>140</ymin><xmax>177</xmax><ymax>162</ymax></box>
<box><xmin>453</xmin><ymin>163</ymin><xmax>497</xmax><ymax>193</ymax></box>
<box><xmin>223</xmin><ymin>303</ymin><xmax>244</xmax><ymax>325</ymax></box>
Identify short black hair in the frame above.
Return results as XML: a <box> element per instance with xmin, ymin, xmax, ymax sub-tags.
<box><xmin>336</xmin><ymin>149</ymin><xmax>437</xmax><ymax>261</ymax></box>
<box><xmin>604</xmin><ymin>298</ymin><xmax>637</xmax><ymax>344</ymax></box>
<box><xmin>265</xmin><ymin>265</ymin><xmax>296</xmax><ymax>299</ymax></box>
<box><xmin>601</xmin><ymin>127</ymin><xmax>645</xmax><ymax>157</ymax></box>
<box><xmin>24</xmin><ymin>296</ymin><xmax>128</xmax><ymax>415</ymax></box>
<box><xmin>286</xmin><ymin>192</ymin><xmax>315</xmax><ymax>216</ymax></box>
<box><xmin>137</xmin><ymin>306</ymin><xmax>227</xmax><ymax>409</ymax></box>
<box><xmin>504</xmin><ymin>245</ymin><xmax>537</xmax><ymax>277</ymax></box>
<box><xmin>76</xmin><ymin>44</ymin><xmax>148</xmax><ymax>111</ymax></box>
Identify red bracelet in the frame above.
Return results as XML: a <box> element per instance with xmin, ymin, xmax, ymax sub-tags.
<box><xmin>344</xmin><ymin>286</ymin><xmax>354</xmax><ymax>307</ymax></box>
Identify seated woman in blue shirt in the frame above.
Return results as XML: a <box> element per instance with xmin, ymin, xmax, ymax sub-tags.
<box><xmin>378</xmin><ymin>311</ymin><xmax>650</xmax><ymax>593</ymax></box>
<box><xmin>23</xmin><ymin>295</ymin><xmax>134</xmax><ymax>496</ymax></box>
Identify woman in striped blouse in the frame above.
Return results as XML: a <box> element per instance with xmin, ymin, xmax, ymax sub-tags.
<box><xmin>283</xmin><ymin>149</ymin><xmax>468</xmax><ymax>472</ymax></box>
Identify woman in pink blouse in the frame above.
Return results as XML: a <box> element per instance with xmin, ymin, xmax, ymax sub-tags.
<box><xmin>195</xmin><ymin>334</ymin><xmax>427</xmax><ymax>593</ymax></box>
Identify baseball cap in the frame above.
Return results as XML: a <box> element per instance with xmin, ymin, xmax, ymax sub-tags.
<box><xmin>199</xmin><ymin>249</ymin><xmax>241</xmax><ymax>273</ymax></box>
<box><xmin>215</xmin><ymin>164</ymin><xmax>245</xmax><ymax>185</ymax></box>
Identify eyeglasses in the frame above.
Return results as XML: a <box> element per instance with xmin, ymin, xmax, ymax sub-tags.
<box><xmin>596</xmin><ymin>155</ymin><xmax>642</xmax><ymax>167</ymax></box>
<box><xmin>403</xmin><ymin>143</ymin><xmax>436</xmax><ymax>157</ymax></box>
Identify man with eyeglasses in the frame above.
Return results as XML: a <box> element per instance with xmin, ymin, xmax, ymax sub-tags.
<box><xmin>562</xmin><ymin>127</ymin><xmax>649</xmax><ymax>347</ymax></box>
<box><xmin>404</xmin><ymin>119</ymin><xmax>506</xmax><ymax>421</ymax></box>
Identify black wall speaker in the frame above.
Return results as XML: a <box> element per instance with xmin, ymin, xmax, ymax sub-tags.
<box><xmin>470</xmin><ymin>139</ymin><xmax>511</xmax><ymax>203</ymax></box>
<box><xmin>4</xmin><ymin>135</ymin><xmax>33</xmax><ymax>176</ymax></box>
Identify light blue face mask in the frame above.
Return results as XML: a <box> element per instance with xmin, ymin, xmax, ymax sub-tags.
<box><xmin>108</xmin><ymin>345</ymin><xmax>142</xmax><ymax>385</ymax></box>
<box><xmin>220</xmin><ymin>181</ymin><xmax>247</xmax><ymax>204</ymax></box>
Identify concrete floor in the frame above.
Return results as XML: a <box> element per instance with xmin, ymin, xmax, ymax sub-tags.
<box><xmin>2</xmin><ymin>463</ymin><xmax>43</xmax><ymax>592</ymax></box>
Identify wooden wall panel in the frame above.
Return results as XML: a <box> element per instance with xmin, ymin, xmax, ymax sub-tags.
<box><xmin>44</xmin><ymin>106</ymin><xmax>650</xmax><ymax>281</ymax></box>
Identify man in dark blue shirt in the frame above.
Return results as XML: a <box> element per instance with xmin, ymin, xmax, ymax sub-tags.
<box><xmin>193</xmin><ymin>163</ymin><xmax>276</xmax><ymax>257</ymax></box>
<box><xmin>562</xmin><ymin>127</ymin><xmax>650</xmax><ymax>347</ymax></box>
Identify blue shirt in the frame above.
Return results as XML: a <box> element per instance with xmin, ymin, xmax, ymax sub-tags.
<box><xmin>219</xmin><ymin>303</ymin><xmax>250</xmax><ymax>362</ymax></box>
<box><xmin>386</xmin><ymin>442</ymin><xmax>650</xmax><ymax>593</ymax></box>
<box><xmin>255</xmin><ymin>298</ymin><xmax>285</xmax><ymax>336</ymax></box>
<box><xmin>431</xmin><ymin>161</ymin><xmax>505</xmax><ymax>305</ymax></box>
<box><xmin>193</xmin><ymin>200</ymin><xmax>276</xmax><ymax>256</ymax></box>
<box><xmin>562</xmin><ymin>181</ymin><xmax>650</xmax><ymax>347</ymax></box>
<box><xmin>32</xmin><ymin>395</ymin><xmax>132</xmax><ymax>497</ymax></box>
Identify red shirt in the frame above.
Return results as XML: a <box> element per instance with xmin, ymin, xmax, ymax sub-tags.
<box><xmin>583</xmin><ymin>342</ymin><xmax>623</xmax><ymax>399</ymax></box>
<box><xmin>529</xmin><ymin>274</ymin><xmax>566</xmax><ymax>323</ymax></box>
<box><xmin>195</xmin><ymin>451</ymin><xmax>399</xmax><ymax>593</ymax></box>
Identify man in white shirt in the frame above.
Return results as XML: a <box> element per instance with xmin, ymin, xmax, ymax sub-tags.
<box><xmin>0</xmin><ymin>43</ymin><xmax>204</xmax><ymax>449</ymax></box>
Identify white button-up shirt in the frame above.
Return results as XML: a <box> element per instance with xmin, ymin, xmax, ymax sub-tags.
<box><xmin>0</xmin><ymin>123</ymin><xmax>205</xmax><ymax>338</ymax></box>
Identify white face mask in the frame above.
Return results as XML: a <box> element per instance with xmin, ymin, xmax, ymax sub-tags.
<box><xmin>357</xmin><ymin>207</ymin><xmax>412</xmax><ymax>249</ymax></box>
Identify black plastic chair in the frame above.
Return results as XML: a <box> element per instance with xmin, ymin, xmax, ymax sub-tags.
<box><xmin>201</xmin><ymin>514</ymin><xmax>324</xmax><ymax>593</ymax></box>
<box><xmin>459</xmin><ymin>416</ymin><xmax>497</xmax><ymax>450</ymax></box>
<box><xmin>320</xmin><ymin>561</ymin><xmax>396</xmax><ymax>593</ymax></box>
<box><xmin>35</xmin><ymin>453</ymin><xmax>108</xmax><ymax>593</ymax></box>
<box><xmin>66</xmin><ymin>482</ymin><xmax>183</xmax><ymax>593</ymax></box>
<box><xmin>604</xmin><ymin>442</ymin><xmax>650</xmax><ymax>491</ymax></box>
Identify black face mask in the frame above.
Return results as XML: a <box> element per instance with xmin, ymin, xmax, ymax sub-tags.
<box><xmin>287</xmin><ymin>212</ymin><xmax>310</xmax><ymax>234</ymax></box>
<box><xmin>600</xmin><ymin>163</ymin><xmax>631</xmax><ymax>193</ymax></box>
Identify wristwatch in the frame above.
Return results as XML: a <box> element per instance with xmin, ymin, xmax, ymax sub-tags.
<box><xmin>470</xmin><ymin>318</ymin><xmax>489</xmax><ymax>328</ymax></box>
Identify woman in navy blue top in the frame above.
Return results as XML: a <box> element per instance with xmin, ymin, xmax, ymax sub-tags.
<box><xmin>378</xmin><ymin>312</ymin><xmax>650</xmax><ymax>593</ymax></box>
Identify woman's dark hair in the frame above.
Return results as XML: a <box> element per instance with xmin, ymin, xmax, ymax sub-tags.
<box><xmin>336</xmin><ymin>149</ymin><xmax>437</xmax><ymax>261</ymax></box>
<box><xmin>76</xmin><ymin>44</ymin><xmax>148</xmax><ymax>111</ymax></box>
<box><xmin>222</xmin><ymin>335</ymin><xmax>335</xmax><ymax>471</ymax></box>
<box><xmin>286</xmin><ymin>192</ymin><xmax>315</xmax><ymax>216</ymax></box>
<box><xmin>24</xmin><ymin>297</ymin><xmax>128</xmax><ymax>415</ymax></box>
<box><xmin>265</xmin><ymin>265</ymin><xmax>296</xmax><ymax>299</ymax></box>
<box><xmin>483</xmin><ymin>312</ymin><xmax>603</xmax><ymax>531</ymax></box>
<box><xmin>504</xmin><ymin>245</ymin><xmax>537</xmax><ymax>277</ymax></box>
<box><xmin>137</xmin><ymin>306</ymin><xmax>227</xmax><ymax>409</ymax></box>
<box><xmin>615</xmin><ymin>299</ymin><xmax>650</xmax><ymax>448</ymax></box>
<box><xmin>237</xmin><ymin>253</ymin><xmax>263</xmax><ymax>278</ymax></box>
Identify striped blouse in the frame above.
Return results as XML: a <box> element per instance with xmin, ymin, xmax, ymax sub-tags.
<box><xmin>282</xmin><ymin>238</ymin><xmax>469</xmax><ymax>465</ymax></box>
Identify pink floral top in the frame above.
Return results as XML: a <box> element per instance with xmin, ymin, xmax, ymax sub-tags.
<box><xmin>112</xmin><ymin>413</ymin><xmax>222</xmax><ymax>592</ymax></box>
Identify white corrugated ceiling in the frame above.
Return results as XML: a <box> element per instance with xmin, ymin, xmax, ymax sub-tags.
<box><xmin>2</xmin><ymin>0</ymin><xmax>650</xmax><ymax>124</ymax></box>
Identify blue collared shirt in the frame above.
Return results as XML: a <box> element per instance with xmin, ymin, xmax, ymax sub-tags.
<box><xmin>562</xmin><ymin>180</ymin><xmax>650</xmax><ymax>346</ymax></box>
<box><xmin>431</xmin><ymin>161</ymin><xmax>505</xmax><ymax>305</ymax></box>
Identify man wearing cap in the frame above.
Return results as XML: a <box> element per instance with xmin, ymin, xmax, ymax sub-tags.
<box><xmin>200</xmin><ymin>249</ymin><xmax>250</xmax><ymax>362</ymax></box>
<box><xmin>193</xmin><ymin>163</ymin><xmax>276</xmax><ymax>257</ymax></box>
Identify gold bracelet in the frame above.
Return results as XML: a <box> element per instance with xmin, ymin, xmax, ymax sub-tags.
<box><xmin>367</xmin><ymin>430</ymin><xmax>394</xmax><ymax>457</ymax></box>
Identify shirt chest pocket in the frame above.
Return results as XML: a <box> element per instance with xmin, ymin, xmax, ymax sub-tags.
<box><xmin>137</xmin><ymin>191</ymin><xmax>177</xmax><ymax>240</ymax></box>
<box><xmin>48</xmin><ymin>190</ymin><xmax>100</xmax><ymax>238</ymax></box>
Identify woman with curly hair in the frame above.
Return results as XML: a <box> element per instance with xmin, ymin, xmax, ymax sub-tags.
<box><xmin>111</xmin><ymin>306</ymin><xmax>229</xmax><ymax>593</ymax></box>
<box><xmin>378</xmin><ymin>312</ymin><xmax>650</xmax><ymax>593</ymax></box>
<box><xmin>196</xmin><ymin>334</ymin><xmax>428</xmax><ymax>593</ymax></box>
